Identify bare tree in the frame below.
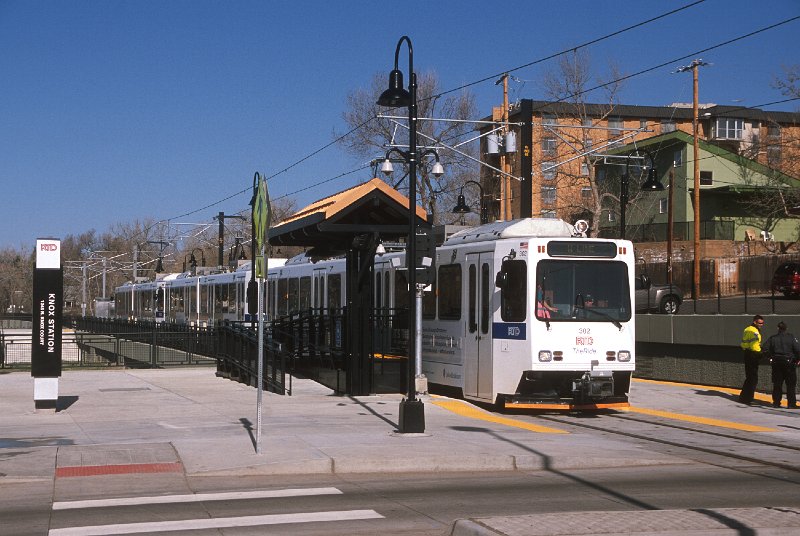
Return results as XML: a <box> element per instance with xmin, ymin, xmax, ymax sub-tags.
<box><xmin>338</xmin><ymin>71</ymin><xmax>478</xmax><ymax>223</ymax></box>
<box><xmin>540</xmin><ymin>49</ymin><xmax>630</xmax><ymax>236</ymax></box>
<box><xmin>774</xmin><ymin>65</ymin><xmax>800</xmax><ymax>99</ymax></box>
<box><xmin>0</xmin><ymin>246</ymin><xmax>33</xmax><ymax>314</ymax></box>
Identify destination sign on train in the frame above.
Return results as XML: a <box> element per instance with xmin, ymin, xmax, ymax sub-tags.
<box><xmin>547</xmin><ymin>241</ymin><xmax>617</xmax><ymax>258</ymax></box>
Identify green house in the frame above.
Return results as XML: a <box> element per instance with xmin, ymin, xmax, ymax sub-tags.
<box><xmin>595</xmin><ymin>130</ymin><xmax>800</xmax><ymax>242</ymax></box>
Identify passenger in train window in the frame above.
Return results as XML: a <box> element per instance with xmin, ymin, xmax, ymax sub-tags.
<box><xmin>738</xmin><ymin>315</ymin><xmax>765</xmax><ymax>406</ymax></box>
<box><xmin>536</xmin><ymin>284</ymin><xmax>558</xmax><ymax>318</ymax></box>
<box><xmin>765</xmin><ymin>321</ymin><xmax>799</xmax><ymax>409</ymax></box>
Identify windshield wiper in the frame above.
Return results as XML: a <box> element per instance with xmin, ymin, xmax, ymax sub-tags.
<box><xmin>573</xmin><ymin>294</ymin><xmax>623</xmax><ymax>330</ymax></box>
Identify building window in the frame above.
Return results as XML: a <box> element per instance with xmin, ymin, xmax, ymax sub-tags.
<box><xmin>607</xmin><ymin>117</ymin><xmax>623</xmax><ymax>144</ymax></box>
<box><xmin>659</xmin><ymin>198</ymin><xmax>668</xmax><ymax>214</ymax></box>
<box><xmin>542</xmin><ymin>137</ymin><xmax>557</xmax><ymax>155</ymax></box>
<box><xmin>540</xmin><ymin>210</ymin><xmax>557</xmax><ymax>219</ymax></box>
<box><xmin>661</xmin><ymin>119</ymin><xmax>676</xmax><ymax>133</ymax></box>
<box><xmin>700</xmin><ymin>171</ymin><xmax>713</xmax><ymax>185</ymax></box>
<box><xmin>767</xmin><ymin>124</ymin><xmax>781</xmax><ymax>139</ymax></box>
<box><xmin>541</xmin><ymin>186</ymin><xmax>556</xmax><ymax>205</ymax></box>
<box><xmin>767</xmin><ymin>145</ymin><xmax>782</xmax><ymax>166</ymax></box>
<box><xmin>715</xmin><ymin>118</ymin><xmax>744</xmax><ymax>140</ymax></box>
<box><xmin>581</xmin><ymin>187</ymin><xmax>592</xmax><ymax>199</ymax></box>
<box><xmin>674</xmin><ymin>149</ymin><xmax>682</xmax><ymax>167</ymax></box>
<box><xmin>607</xmin><ymin>210</ymin><xmax>616</xmax><ymax>222</ymax></box>
<box><xmin>640</xmin><ymin>119</ymin><xmax>648</xmax><ymax>130</ymax></box>
<box><xmin>542</xmin><ymin>113</ymin><xmax>556</xmax><ymax>126</ymax></box>
<box><xmin>541</xmin><ymin>161</ymin><xmax>556</xmax><ymax>180</ymax></box>
<box><xmin>580</xmin><ymin>162</ymin><xmax>590</xmax><ymax>176</ymax></box>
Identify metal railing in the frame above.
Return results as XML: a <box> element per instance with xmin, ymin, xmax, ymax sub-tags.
<box><xmin>639</xmin><ymin>253</ymin><xmax>800</xmax><ymax>314</ymax></box>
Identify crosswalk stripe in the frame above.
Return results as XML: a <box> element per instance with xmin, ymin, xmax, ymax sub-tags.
<box><xmin>53</xmin><ymin>487</ymin><xmax>343</xmax><ymax>510</ymax></box>
<box><xmin>49</xmin><ymin>509</ymin><xmax>384</xmax><ymax>535</ymax></box>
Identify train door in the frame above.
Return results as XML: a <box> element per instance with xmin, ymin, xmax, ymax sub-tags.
<box><xmin>464</xmin><ymin>252</ymin><xmax>494</xmax><ymax>400</ymax></box>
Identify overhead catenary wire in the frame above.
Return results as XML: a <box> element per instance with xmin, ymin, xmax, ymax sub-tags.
<box><xmin>144</xmin><ymin>8</ymin><xmax>799</xmax><ymax>245</ymax></box>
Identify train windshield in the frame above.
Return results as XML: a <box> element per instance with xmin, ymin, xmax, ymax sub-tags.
<box><xmin>535</xmin><ymin>259</ymin><xmax>631</xmax><ymax>323</ymax></box>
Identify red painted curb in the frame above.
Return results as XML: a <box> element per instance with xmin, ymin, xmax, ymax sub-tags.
<box><xmin>56</xmin><ymin>462</ymin><xmax>183</xmax><ymax>478</ymax></box>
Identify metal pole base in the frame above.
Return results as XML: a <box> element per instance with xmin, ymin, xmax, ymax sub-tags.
<box><xmin>415</xmin><ymin>374</ymin><xmax>428</xmax><ymax>395</ymax></box>
<box><xmin>398</xmin><ymin>398</ymin><xmax>425</xmax><ymax>433</ymax></box>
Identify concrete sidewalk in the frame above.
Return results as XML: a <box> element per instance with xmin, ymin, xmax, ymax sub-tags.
<box><xmin>0</xmin><ymin>368</ymin><xmax>687</xmax><ymax>480</ymax></box>
<box><xmin>2</xmin><ymin>367</ymin><xmax>800</xmax><ymax>535</ymax></box>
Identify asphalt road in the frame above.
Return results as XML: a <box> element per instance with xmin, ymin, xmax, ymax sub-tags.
<box><xmin>28</xmin><ymin>464</ymin><xmax>800</xmax><ymax>536</ymax></box>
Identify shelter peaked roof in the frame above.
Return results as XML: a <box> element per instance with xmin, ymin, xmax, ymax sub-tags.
<box><xmin>279</xmin><ymin>177</ymin><xmax>427</xmax><ymax>226</ymax></box>
<box><xmin>268</xmin><ymin>177</ymin><xmax>430</xmax><ymax>253</ymax></box>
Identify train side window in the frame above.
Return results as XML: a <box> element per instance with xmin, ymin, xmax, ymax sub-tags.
<box><xmin>277</xmin><ymin>278</ymin><xmax>288</xmax><ymax>316</ymax></box>
<box><xmin>468</xmin><ymin>264</ymin><xmax>477</xmax><ymax>333</ymax></box>
<box><xmin>481</xmin><ymin>263</ymin><xmax>490</xmax><ymax>333</ymax></box>
<box><xmin>327</xmin><ymin>273</ymin><xmax>342</xmax><ymax>310</ymax></box>
<box><xmin>438</xmin><ymin>264</ymin><xmax>462</xmax><ymax>320</ymax></box>
<box><xmin>288</xmin><ymin>278</ymin><xmax>300</xmax><ymax>314</ymax></box>
<box><xmin>500</xmin><ymin>259</ymin><xmax>527</xmax><ymax>322</ymax></box>
<box><xmin>375</xmin><ymin>272</ymin><xmax>382</xmax><ymax>309</ymax></box>
<box><xmin>384</xmin><ymin>272</ymin><xmax>390</xmax><ymax>309</ymax></box>
<box><xmin>299</xmin><ymin>276</ymin><xmax>311</xmax><ymax>311</ymax></box>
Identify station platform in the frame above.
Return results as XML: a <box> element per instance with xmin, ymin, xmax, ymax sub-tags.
<box><xmin>1</xmin><ymin>367</ymin><xmax>799</xmax><ymax>534</ymax></box>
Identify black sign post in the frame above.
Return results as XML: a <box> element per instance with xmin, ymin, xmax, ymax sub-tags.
<box><xmin>32</xmin><ymin>238</ymin><xmax>62</xmax><ymax>410</ymax></box>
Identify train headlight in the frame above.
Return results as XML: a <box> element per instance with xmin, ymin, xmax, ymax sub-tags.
<box><xmin>538</xmin><ymin>351</ymin><xmax>552</xmax><ymax>362</ymax></box>
<box><xmin>618</xmin><ymin>350</ymin><xmax>631</xmax><ymax>362</ymax></box>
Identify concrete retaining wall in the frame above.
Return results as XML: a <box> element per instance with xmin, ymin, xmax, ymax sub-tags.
<box><xmin>636</xmin><ymin>314</ymin><xmax>800</xmax><ymax>395</ymax></box>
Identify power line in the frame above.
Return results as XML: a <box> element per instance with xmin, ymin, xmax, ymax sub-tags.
<box><xmin>138</xmin><ymin>9</ymin><xmax>800</xmax><ymax>243</ymax></box>
<box><xmin>432</xmin><ymin>0</ymin><xmax>708</xmax><ymax>100</ymax></box>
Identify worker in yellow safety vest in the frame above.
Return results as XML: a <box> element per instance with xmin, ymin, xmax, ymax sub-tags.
<box><xmin>738</xmin><ymin>315</ymin><xmax>765</xmax><ymax>405</ymax></box>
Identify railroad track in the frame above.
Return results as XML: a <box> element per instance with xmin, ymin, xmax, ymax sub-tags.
<box><xmin>536</xmin><ymin>410</ymin><xmax>800</xmax><ymax>477</ymax></box>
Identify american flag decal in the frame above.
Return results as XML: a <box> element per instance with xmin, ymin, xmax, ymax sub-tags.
<box><xmin>520</xmin><ymin>241</ymin><xmax>528</xmax><ymax>249</ymax></box>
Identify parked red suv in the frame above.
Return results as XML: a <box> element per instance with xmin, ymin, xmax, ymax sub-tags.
<box><xmin>772</xmin><ymin>262</ymin><xmax>800</xmax><ymax>298</ymax></box>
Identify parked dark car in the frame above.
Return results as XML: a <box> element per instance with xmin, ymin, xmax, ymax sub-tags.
<box><xmin>635</xmin><ymin>275</ymin><xmax>682</xmax><ymax>314</ymax></box>
<box><xmin>772</xmin><ymin>262</ymin><xmax>800</xmax><ymax>298</ymax></box>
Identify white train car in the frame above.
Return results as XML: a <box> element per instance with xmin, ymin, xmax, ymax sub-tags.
<box><xmin>422</xmin><ymin>218</ymin><xmax>635</xmax><ymax>410</ymax></box>
<box><xmin>114</xmin><ymin>259</ymin><xmax>287</xmax><ymax>326</ymax></box>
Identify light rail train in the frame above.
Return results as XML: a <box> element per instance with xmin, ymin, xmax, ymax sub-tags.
<box><xmin>115</xmin><ymin>218</ymin><xmax>637</xmax><ymax>409</ymax></box>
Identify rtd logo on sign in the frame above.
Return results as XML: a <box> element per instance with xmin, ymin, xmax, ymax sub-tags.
<box><xmin>36</xmin><ymin>239</ymin><xmax>61</xmax><ymax>270</ymax></box>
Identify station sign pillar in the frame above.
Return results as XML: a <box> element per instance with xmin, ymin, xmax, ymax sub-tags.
<box><xmin>31</xmin><ymin>238</ymin><xmax>63</xmax><ymax>410</ymax></box>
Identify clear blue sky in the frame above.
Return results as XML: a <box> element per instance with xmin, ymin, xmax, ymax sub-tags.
<box><xmin>1</xmin><ymin>0</ymin><xmax>798</xmax><ymax>250</ymax></box>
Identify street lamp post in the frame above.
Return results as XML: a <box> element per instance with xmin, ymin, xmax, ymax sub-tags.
<box><xmin>620</xmin><ymin>149</ymin><xmax>664</xmax><ymax>240</ymax></box>
<box><xmin>147</xmin><ymin>240</ymin><xmax>169</xmax><ymax>274</ymax></box>
<box><xmin>183</xmin><ymin>248</ymin><xmax>206</xmax><ymax>276</ymax></box>
<box><xmin>377</xmin><ymin>35</ymin><xmax>427</xmax><ymax>434</ymax></box>
<box><xmin>452</xmin><ymin>180</ymin><xmax>488</xmax><ymax>224</ymax></box>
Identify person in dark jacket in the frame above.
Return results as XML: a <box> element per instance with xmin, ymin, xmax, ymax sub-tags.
<box><xmin>766</xmin><ymin>321</ymin><xmax>799</xmax><ymax>409</ymax></box>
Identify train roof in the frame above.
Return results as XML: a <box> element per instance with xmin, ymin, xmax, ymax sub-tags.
<box><xmin>443</xmin><ymin>218</ymin><xmax>577</xmax><ymax>245</ymax></box>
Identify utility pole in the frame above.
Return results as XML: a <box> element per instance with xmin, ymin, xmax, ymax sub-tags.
<box><xmin>498</xmin><ymin>73</ymin><xmax>511</xmax><ymax>220</ymax></box>
<box><xmin>667</xmin><ymin>169</ymin><xmax>675</xmax><ymax>285</ymax></box>
<box><xmin>677</xmin><ymin>59</ymin><xmax>709</xmax><ymax>300</ymax></box>
<box><xmin>519</xmin><ymin>99</ymin><xmax>533</xmax><ymax>219</ymax></box>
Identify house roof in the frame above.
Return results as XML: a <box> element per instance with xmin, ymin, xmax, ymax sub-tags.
<box><xmin>499</xmin><ymin>99</ymin><xmax>800</xmax><ymax>125</ymax></box>
<box><xmin>268</xmin><ymin>177</ymin><xmax>429</xmax><ymax>255</ymax></box>
<box><xmin>601</xmin><ymin>130</ymin><xmax>800</xmax><ymax>187</ymax></box>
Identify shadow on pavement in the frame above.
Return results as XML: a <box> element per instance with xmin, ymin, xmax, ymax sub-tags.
<box><xmin>450</xmin><ymin>425</ymin><xmax>658</xmax><ymax>511</ymax></box>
